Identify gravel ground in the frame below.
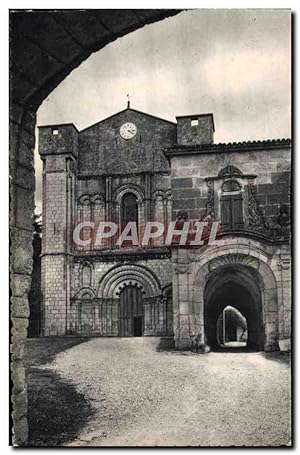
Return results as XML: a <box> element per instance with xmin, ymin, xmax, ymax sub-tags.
<box><xmin>42</xmin><ymin>337</ymin><xmax>292</xmax><ymax>447</ymax></box>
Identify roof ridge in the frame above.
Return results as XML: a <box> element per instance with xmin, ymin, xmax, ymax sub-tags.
<box><xmin>167</xmin><ymin>138</ymin><xmax>291</xmax><ymax>149</ymax></box>
<box><xmin>80</xmin><ymin>107</ymin><xmax>176</xmax><ymax>132</ymax></box>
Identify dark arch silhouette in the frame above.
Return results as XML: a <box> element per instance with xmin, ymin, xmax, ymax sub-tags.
<box><xmin>121</xmin><ymin>192</ymin><xmax>138</xmax><ymax>230</ymax></box>
<box><xmin>9</xmin><ymin>10</ymin><xmax>182</xmax><ymax>445</ymax></box>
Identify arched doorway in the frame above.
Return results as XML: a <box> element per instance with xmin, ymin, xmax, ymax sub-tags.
<box><xmin>204</xmin><ymin>264</ymin><xmax>264</xmax><ymax>351</ymax></box>
<box><xmin>97</xmin><ymin>263</ymin><xmax>167</xmax><ymax>337</ymax></box>
<box><xmin>119</xmin><ymin>285</ymin><xmax>144</xmax><ymax>337</ymax></box>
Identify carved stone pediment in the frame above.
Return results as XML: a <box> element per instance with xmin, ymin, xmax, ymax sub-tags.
<box><xmin>208</xmin><ymin>253</ymin><xmax>259</xmax><ymax>272</ymax></box>
<box><xmin>218</xmin><ymin>165</ymin><xmax>243</xmax><ymax>178</ymax></box>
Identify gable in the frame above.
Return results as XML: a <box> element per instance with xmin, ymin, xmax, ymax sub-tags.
<box><xmin>78</xmin><ymin>109</ymin><xmax>176</xmax><ymax>175</ymax></box>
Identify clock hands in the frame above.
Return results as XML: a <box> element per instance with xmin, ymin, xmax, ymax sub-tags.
<box><xmin>120</xmin><ymin>122</ymin><xmax>137</xmax><ymax>139</ymax></box>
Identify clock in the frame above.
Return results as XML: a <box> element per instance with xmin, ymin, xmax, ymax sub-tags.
<box><xmin>119</xmin><ymin>122</ymin><xmax>137</xmax><ymax>140</ymax></box>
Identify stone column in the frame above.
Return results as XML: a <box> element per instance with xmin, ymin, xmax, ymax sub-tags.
<box><xmin>278</xmin><ymin>250</ymin><xmax>292</xmax><ymax>348</ymax></box>
<box><xmin>172</xmin><ymin>249</ymin><xmax>193</xmax><ymax>349</ymax></box>
<box><xmin>105</xmin><ymin>176</ymin><xmax>113</xmax><ymax>248</ymax></box>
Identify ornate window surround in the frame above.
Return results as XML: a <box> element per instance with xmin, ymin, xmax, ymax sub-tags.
<box><xmin>219</xmin><ymin>179</ymin><xmax>244</xmax><ymax>228</ymax></box>
<box><xmin>113</xmin><ymin>184</ymin><xmax>144</xmax><ymax>247</ymax></box>
<box><xmin>205</xmin><ymin>165</ymin><xmax>257</xmax><ymax>228</ymax></box>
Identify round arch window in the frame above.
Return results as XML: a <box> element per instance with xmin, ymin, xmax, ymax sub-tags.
<box><xmin>121</xmin><ymin>192</ymin><xmax>138</xmax><ymax>230</ymax></box>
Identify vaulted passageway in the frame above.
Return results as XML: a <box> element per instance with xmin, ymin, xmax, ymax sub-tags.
<box><xmin>204</xmin><ymin>265</ymin><xmax>264</xmax><ymax>351</ymax></box>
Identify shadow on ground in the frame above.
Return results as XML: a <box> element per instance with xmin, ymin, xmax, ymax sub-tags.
<box><xmin>155</xmin><ymin>337</ymin><xmax>256</xmax><ymax>355</ymax></box>
<box><xmin>155</xmin><ymin>337</ymin><xmax>175</xmax><ymax>352</ymax></box>
<box><xmin>213</xmin><ymin>346</ymin><xmax>256</xmax><ymax>353</ymax></box>
<box><xmin>156</xmin><ymin>338</ymin><xmax>291</xmax><ymax>365</ymax></box>
<box><xmin>24</xmin><ymin>338</ymin><xmax>95</xmax><ymax>447</ymax></box>
<box><xmin>264</xmin><ymin>351</ymin><xmax>291</xmax><ymax>366</ymax></box>
<box><xmin>24</xmin><ymin>337</ymin><xmax>90</xmax><ymax>366</ymax></box>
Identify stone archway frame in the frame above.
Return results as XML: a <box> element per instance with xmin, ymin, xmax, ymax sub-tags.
<box><xmin>73</xmin><ymin>286</ymin><xmax>96</xmax><ymax>300</ymax></box>
<box><xmin>190</xmin><ymin>240</ymin><xmax>279</xmax><ymax>351</ymax></box>
<box><xmin>97</xmin><ymin>263</ymin><xmax>161</xmax><ymax>299</ymax></box>
<box><xmin>97</xmin><ymin>264</ymin><xmax>163</xmax><ymax>337</ymax></box>
<box><xmin>114</xmin><ymin>184</ymin><xmax>144</xmax><ymax>206</ymax></box>
<box><xmin>114</xmin><ymin>184</ymin><xmax>145</xmax><ymax>244</ymax></box>
<box><xmin>203</xmin><ymin>265</ymin><xmax>264</xmax><ymax>350</ymax></box>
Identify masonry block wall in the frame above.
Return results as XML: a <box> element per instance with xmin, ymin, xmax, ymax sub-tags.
<box><xmin>168</xmin><ymin>141</ymin><xmax>291</xmax><ymax>224</ymax></box>
<box><xmin>10</xmin><ymin>108</ymin><xmax>36</xmax><ymax>446</ymax></box>
<box><xmin>176</xmin><ymin>114</ymin><xmax>214</xmax><ymax>145</ymax></box>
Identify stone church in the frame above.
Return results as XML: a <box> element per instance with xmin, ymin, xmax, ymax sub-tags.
<box><xmin>38</xmin><ymin>104</ymin><xmax>291</xmax><ymax>351</ymax></box>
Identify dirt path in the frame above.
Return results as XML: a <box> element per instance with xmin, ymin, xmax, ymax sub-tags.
<box><xmin>48</xmin><ymin>338</ymin><xmax>291</xmax><ymax>447</ymax></box>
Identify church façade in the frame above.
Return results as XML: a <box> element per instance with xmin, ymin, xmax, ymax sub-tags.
<box><xmin>38</xmin><ymin>104</ymin><xmax>291</xmax><ymax>351</ymax></box>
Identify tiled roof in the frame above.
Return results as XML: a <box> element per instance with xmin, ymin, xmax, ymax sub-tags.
<box><xmin>164</xmin><ymin>138</ymin><xmax>291</xmax><ymax>156</ymax></box>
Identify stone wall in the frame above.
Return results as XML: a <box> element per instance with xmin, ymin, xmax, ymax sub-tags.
<box><xmin>167</xmin><ymin>142</ymin><xmax>291</xmax><ymax>242</ymax></box>
<box><xmin>10</xmin><ymin>107</ymin><xmax>36</xmax><ymax>445</ymax></box>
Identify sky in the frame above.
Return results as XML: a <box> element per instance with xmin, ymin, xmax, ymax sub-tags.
<box><xmin>34</xmin><ymin>9</ymin><xmax>291</xmax><ymax>212</ymax></box>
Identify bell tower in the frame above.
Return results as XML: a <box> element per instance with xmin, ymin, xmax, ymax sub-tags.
<box><xmin>176</xmin><ymin>113</ymin><xmax>214</xmax><ymax>145</ymax></box>
<box><xmin>38</xmin><ymin>124</ymin><xmax>78</xmax><ymax>335</ymax></box>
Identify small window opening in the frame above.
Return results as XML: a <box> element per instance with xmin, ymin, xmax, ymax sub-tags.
<box><xmin>191</xmin><ymin>118</ymin><xmax>199</xmax><ymax>127</ymax></box>
<box><xmin>52</xmin><ymin>128</ymin><xmax>59</xmax><ymax>135</ymax></box>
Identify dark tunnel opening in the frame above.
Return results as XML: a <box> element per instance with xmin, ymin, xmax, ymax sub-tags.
<box><xmin>204</xmin><ymin>265</ymin><xmax>264</xmax><ymax>352</ymax></box>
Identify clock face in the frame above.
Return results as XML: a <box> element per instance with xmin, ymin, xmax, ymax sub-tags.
<box><xmin>119</xmin><ymin>122</ymin><xmax>137</xmax><ymax>140</ymax></box>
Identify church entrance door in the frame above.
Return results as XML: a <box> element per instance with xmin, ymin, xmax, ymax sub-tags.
<box><xmin>119</xmin><ymin>285</ymin><xmax>144</xmax><ymax>336</ymax></box>
<box><xmin>133</xmin><ymin>316</ymin><xmax>143</xmax><ymax>336</ymax></box>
